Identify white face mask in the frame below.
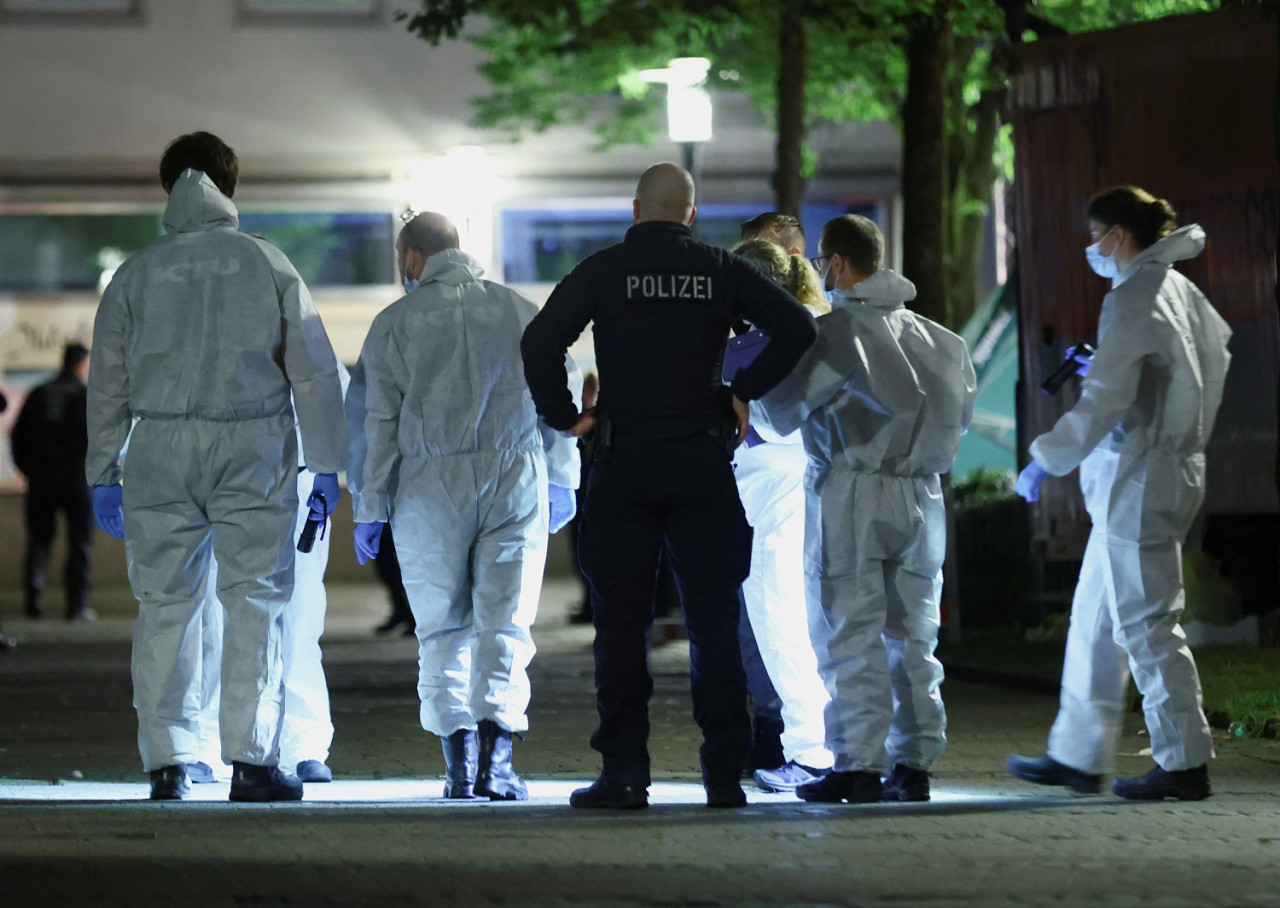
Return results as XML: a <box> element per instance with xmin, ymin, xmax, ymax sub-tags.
<box><xmin>1085</xmin><ymin>226</ymin><xmax>1118</xmax><ymax>279</ymax></box>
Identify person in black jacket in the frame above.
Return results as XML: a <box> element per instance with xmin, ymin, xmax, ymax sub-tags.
<box><xmin>10</xmin><ymin>343</ymin><xmax>95</xmax><ymax>621</ymax></box>
<box><xmin>521</xmin><ymin>163</ymin><xmax>817</xmax><ymax>809</ymax></box>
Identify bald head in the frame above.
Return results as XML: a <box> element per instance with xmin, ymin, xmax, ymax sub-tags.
<box><xmin>398</xmin><ymin>211</ymin><xmax>460</xmax><ymax>260</ymax></box>
<box><xmin>634</xmin><ymin>163</ymin><xmax>696</xmax><ymax>225</ymax></box>
<box><xmin>397</xmin><ymin>211</ymin><xmax>460</xmax><ymax>289</ymax></box>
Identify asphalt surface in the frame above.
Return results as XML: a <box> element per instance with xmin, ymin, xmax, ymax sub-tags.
<box><xmin>1</xmin><ymin>580</ymin><xmax>1278</xmax><ymax>907</ymax></box>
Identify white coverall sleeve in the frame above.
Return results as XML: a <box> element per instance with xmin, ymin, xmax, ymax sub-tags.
<box><xmin>345</xmin><ymin>327</ymin><xmax>404</xmax><ymax>524</ymax></box>
<box><xmin>276</xmin><ymin>255</ymin><xmax>347</xmax><ymax>475</ymax></box>
<box><xmin>85</xmin><ymin>276</ymin><xmax>133</xmax><ymax>486</ymax></box>
<box><xmin>754</xmin><ymin>328</ymin><xmax>853</xmax><ymax>437</ymax></box>
<box><xmin>1029</xmin><ymin>303</ymin><xmax>1153</xmax><ymax>477</ymax></box>
<box><xmin>959</xmin><ymin>345</ymin><xmax>978</xmax><ymax>433</ymax></box>
<box><xmin>539</xmin><ymin>353</ymin><xmax>583</xmax><ymax>490</ymax></box>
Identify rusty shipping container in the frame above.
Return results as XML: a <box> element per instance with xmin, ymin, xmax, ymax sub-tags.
<box><xmin>1009</xmin><ymin>6</ymin><xmax>1280</xmax><ymax>611</ymax></box>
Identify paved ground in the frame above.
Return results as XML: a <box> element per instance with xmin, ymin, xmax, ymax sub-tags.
<box><xmin>1</xmin><ymin>580</ymin><xmax>1278</xmax><ymax>907</ymax></box>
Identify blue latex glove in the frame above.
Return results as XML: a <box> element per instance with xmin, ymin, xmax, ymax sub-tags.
<box><xmin>1015</xmin><ymin>461</ymin><xmax>1050</xmax><ymax>503</ymax></box>
<box><xmin>308</xmin><ymin>472</ymin><xmax>341</xmax><ymax>520</ymax></box>
<box><xmin>548</xmin><ymin>484</ymin><xmax>577</xmax><ymax>535</ymax></box>
<box><xmin>354</xmin><ymin>520</ymin><xmax>385</xmax><ymax>566</ymax></box>
<box><xmin>1068</xmin><ymin>346</ymin><xmax>1094</xmax><ymax>378</ymax></box>
<box><xmin>92</xmin><ymin>484</ymin><xmax>125</xmax><ymax>539</ymax></box>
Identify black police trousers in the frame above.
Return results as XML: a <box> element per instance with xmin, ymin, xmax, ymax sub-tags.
<box><xmin>578</xmin><ymin>430</ymin><xmax>753</xmax><ymax>789</ymax></box>
<box><xmin>23</xmin><ymin>477</ymin><xmax>93</xmax><ymax>617</ymax></box>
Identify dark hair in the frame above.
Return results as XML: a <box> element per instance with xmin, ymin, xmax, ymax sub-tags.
<box><xmin>159</xmin><ymin>132</ymin><xmax>239</xmax><ymax>198</ymax></box>
<box><xmin>62</xmin><ymin>342</ymin><xmax>89</xmax><ymax>374</ymax></box>
<box><xmin>820</xmin><ymin>214</ymin><xmax>883</xmax><ymax>275</ymax></box>
<box><xmin>1087</xmin><ymin>186</ymin><xmax>1177</xmax><ymax>249</ymax></box>
<box><xmin>740</xmin><ymin>211</ymin><xmax>804</xmax><ymax>245</ymax></box>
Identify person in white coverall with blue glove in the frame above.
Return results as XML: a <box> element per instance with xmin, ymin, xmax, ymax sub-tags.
<box><xmin>193</xmin><ymin>364</ymin><xmax>351</xmax><ymax>786</ymax></box>
<box><xmin>726</xmin><ymin>238</ymin><xmax>835</xmax><ymax>794</ymax></box>
<box><xmin>757</xmin><ymin>214</ymin><xmax>975</xmax><ymax>804</ymax></box>
<box><xmin>86</xmin><ymin>132</ymin><xmax>347</xmax><ymax>803</ymax></box>
<box><xmin>346</xmin><ymin>212</ymin><xmax>580</xmax><ymax>801</ymax></box>
<box><xmin>1008</xmin><ymin>186</ymin><xmax>1231</xmax><ymax>801</ymax></box>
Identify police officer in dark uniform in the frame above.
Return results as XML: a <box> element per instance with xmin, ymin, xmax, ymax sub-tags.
<box><xmin>10</xmin><ymin>342</ymin><xmax>95</xmax><ymax>621</ymax></box>
<box><xmin>521</xmin><ymin>163</ymin><xmax>817</xmax><ymax>809</ymax></box>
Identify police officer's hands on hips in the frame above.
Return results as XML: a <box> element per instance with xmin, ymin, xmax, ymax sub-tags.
<box><xmin>731</xmin><ymin>394</ymin><xmax>750</xmax><ymax>449</ymax></box>
<box><xmin>568</xmin><ymin>408</ymin><xmax>598</xmax><ymax>438</ymax></box>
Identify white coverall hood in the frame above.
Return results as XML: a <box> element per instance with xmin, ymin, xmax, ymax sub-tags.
<box><xmin>830</xmin><ymin>269</ymin><xmax>918</xmax><ymax>310</ymax></box>
<box><xmin>162</xmin><ymin>169</ymin><xmax>238</xmax><ymax>234</ymax></box>
<box><xmin>1112</xmin><ymin>224</ymin><xmax>1205</xmax><ymax>287</ymax></box>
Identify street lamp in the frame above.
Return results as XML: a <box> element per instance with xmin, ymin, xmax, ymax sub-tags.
<box><xmin>402</xmin><ymin>145</ymin><xmax>499</xmax><ymax>277</ymax></box>
<box><xmin>638</xmin><ymin>57</ymin><xmax>713</xmax><ymax>181</ymax></box>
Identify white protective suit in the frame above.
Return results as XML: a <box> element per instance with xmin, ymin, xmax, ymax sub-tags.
<box><xmin>86</xmin><ymin>169</ymin><xmax>347</xmax><ymax>772</ymax></box>
<box><xmin>347</xmin><ymin>248</ymin><xmax>580</xmax><ymax>737</ymax></box>
<box><xmin>736</xmin><ymin>306</ymin><xmax>834</xmax><ymax>771</ymax></box>
<box><xmin>197</xmin><ymin>365</ymin><xmax>352</xmax><ymax>775</ymax></box>
<box><xmin>1029</xmin><ymin>225</ymin><xmax>1231</xmax><ymax>775</ymax></box>
<box><xmin>758</xmin><ymin>270</ymin><xmax>975</xmax><ymax>775</ymax></box>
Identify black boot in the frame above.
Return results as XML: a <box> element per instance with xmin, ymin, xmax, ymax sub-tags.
<box><xmin>441</xmin><ymin>728</ymin><xmax>480</xmax><ymax>799</ymax></box>
<box><xmin>474</xmin><ymin>718</ymin><xmax>528</xmax><ymax>801</ymax></box>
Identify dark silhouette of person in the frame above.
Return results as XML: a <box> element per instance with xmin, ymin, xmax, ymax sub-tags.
<box><xmin>10</xmin><ymin>343</ymin><xmax>95</xmax><ymax>621</ymax></box>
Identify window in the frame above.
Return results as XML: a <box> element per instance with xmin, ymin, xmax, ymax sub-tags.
<box><xmin>0</xmin><ymin>211</ymin><xmax>395</xmax><ymax>292</ymax></box>
<box><xmin>0</xmin><ymin>0</ymin><xmax>141</xmax><ymax>17</ymax></box>
<box><xmin>238</xmin><ymin>0</ymin><xmax>381</xmax><ymax>22</ymax></box>
<box><xmin>500</xmin><ymin>201</ymin><xmax>882</xmax><ymax>284</ymax></box>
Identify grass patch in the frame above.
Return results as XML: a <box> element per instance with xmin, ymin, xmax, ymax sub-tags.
<box><xmin>938</xmin><ymin>627</ymin><xmax>1280</xmax><ymax>737</ymax></box>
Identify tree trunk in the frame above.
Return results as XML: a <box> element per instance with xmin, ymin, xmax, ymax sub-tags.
<box><xmin>950</xmin><ymin>81</ymin><xmax>1006</xmax><ymax>331</ymax></box>
<box><xmin>900</xmin><ymin>10</ymin><xmax>952</xmax><ymax>327</ymax></box>
<box><xmin>772</xmin><ymin>5</ymin><xmax>808</xmax><ymax>215</ymax></box>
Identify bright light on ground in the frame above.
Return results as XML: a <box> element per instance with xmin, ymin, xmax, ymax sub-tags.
<box><xmin>0</xmin><ymin>777</ymin><xmax>1031</xmax><ymax>808</ymax></box>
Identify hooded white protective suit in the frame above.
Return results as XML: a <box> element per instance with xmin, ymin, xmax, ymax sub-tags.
<box><xmin>86</xmin><ymin>169</ymin><xmax>347</xmax><ymax>771</ymax></box>
<box><xmin>347</xmin><ymin>248</ymin><xmax>579</xmax><ymax>736</ymax></box>
<box><xmin>1029</xmin><ymin>224</ymin><xmax>1231</xmax><ymax>775</ymax></box>
<box><xmin>735</xmin><ymin>306</ymin><xmax>834</xmax><ymax>772</ymax></box>
<box><xmin>758</xmin><ymin>269</ymin><xmax>975</xmax><ymax>775</ymax></box>
<box><xmin>197</xmin><ymin>364</ymin><xmax>352</xmax><ymax>776</ymax></box>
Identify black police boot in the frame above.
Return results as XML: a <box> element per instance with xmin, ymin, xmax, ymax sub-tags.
<box><xmin>229</xmin><ymin>761</ymin><xmax>304</xmax><ymax>802</ymax></box>
<box><xmin>1113</xmin><ymin>764</ymin><xmax>1210</xmax><ymax>801</ymax></box>
<box><xmin>570</xmin><ymin>775</ymin><xmax>648</xmax><ymax>809</ymax></box>
<box><xmin>149</xmin><ymin>764</ymin><xmax>190</xmax><ymax>801</ymax></box>
<box><xmin>474</xmin><ymin>719</ymin><xmax>528</xmax><ymax>801</ymax></box>
<box><xmin>1006</xmin><ymin>753</ymin><xmax>1102</xmax><ymax>795</ymax></box>
<box><xmin>441</xmin><ymin>728</ymin><xmax>480</xmax><ymax>799</ymax></box>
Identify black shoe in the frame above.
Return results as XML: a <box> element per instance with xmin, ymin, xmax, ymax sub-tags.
<box><xmin>24</xmin><ymin>595</ymin><xmax>43</xmax><ymax>619</ymax></box>
<box><xmin>883</xmin><ymin>764</ymin><xmax>931</xmax><ymax>802</ymax></box>
<box><xmin>229</xmin><ymin>762</ymin><xmax>303</xmax><ymax>802</ymax></box>
<box><xmin>296</xmin><ymin>760</ymin><xmax>332</xmax><ymax>783</ymax></box>
<box><xmin>1113</xmin><ymin>764</ymin><xmax>1210</xmax><ymax>801</ymax></box>
<box><xmin>569</xmin><ymin>777</ymin><xmax>648</xmax><ymax>809</ymax></box>
<box><xmin>441</xmin><ymin>729</ymin><xmax>480</xmax><ymax>799</ymax></box>
<box><xmin>797</xmin><ymin>770</ymin><xmax>883</xmax><ymax>804</ymax></box>
<box><xmin>474</xmin><ymin>719</ymin><xmax>527</xmax><ymax>801</ymax></box>
<box><xmin>0</xmin><ymin>633</ymin><xmax>16</xmax><ymax>652</ymax></box>
<box><xmin>706</xmin><ymin>782</ymin><xmax>747</xmax><ymax>808</ymax></box>
<box><xmin>754</xmin><ymin>761</ymin><xmax>827</xmax><ymax>793</ymax></box>
<box><xmin>374</xmin><ymin>615</ymin><xmax>406</xmax><ymax>634</ymax></box>
<box><xmin>149</xmin><ymin>765</ymin><xmax>190</xmax><ymax>801</ymax></box>
<box><xmin>66</xmin><ymin>608</ymin><xmax>98</xmax><ymax>623</ymax></box>
<box><xmin>186</xmin><ymin>761</ymin><xmax>216</xmax><ymax>784</ymax></box>
<box><xmin>1006</xmin><ymin>753</ymin><xmax>1102</xmax><ymax>794</ymax></box>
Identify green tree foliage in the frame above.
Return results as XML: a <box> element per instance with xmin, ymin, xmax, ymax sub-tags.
<box><xmin>399</xmin><ymin>0</ymin><xmax>1233</xmax><ymax>328</ymax></box>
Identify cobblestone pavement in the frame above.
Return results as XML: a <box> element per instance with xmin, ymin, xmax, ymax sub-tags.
<box><xmin>1</xmin><ymin>581</ymin><xmax>1277</xmax><ymax>907</ymax></box>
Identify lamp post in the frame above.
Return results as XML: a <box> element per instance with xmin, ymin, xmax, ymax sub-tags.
<box><xmin>639</xmin><ymin>57</ymin><xmax>713</xmax><ymax>182</ymax></box>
